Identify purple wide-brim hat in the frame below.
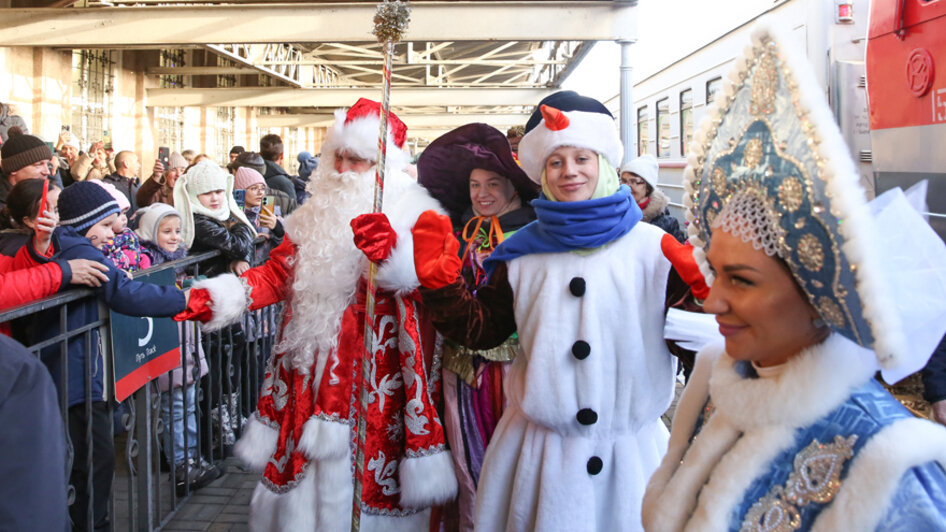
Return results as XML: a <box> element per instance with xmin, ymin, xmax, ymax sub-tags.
<box><xmin>417</xmin><ymin>123</ymin><xmax>538</xmax><ymax>222</ymax></box>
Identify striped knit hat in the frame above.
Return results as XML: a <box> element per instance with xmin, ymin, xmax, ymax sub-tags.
<box><xmin>58</xmin><ymin>181</ymin><xmax>121</xmax><ymax>235</ymax></box>
<box><xmin>1</xmin><ymin>133</ymin><xmax>53</xmax><ymax>174</ymax></box>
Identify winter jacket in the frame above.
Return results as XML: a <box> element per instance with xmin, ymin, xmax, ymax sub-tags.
<box><xmin>922</xmin><ymin>333</ymin><xmax>946</xmax><ymax>404</ymax></box>
<box><xmin>640</xmin><ymin>188</ymin><xmax>686</xmax><ymax>243</ymax></box>
<box><xmin>0</xmin><ymin>103</ymin><xmax>29</xmax><ymax>143</ymax></box>
<box><xmin>102</xmin><ymin>228</ymin><xmax>151</xmax><ymax>273</ymax></box>
<box><xmin>0</xmin><ymin>335</ymin><xmax>69</xmax><ymax>532</ymax></box>
<box><xmin>101</xmin><ymin>172</ymin><xmax>140</xmax><ymax>214</ymax></box>
<box><xmin>262</xmin><ymin>159</ymin><xmax>298</xmax><ymax>203</ymax></box>
<box><xmin>26</xmin><ymin>226</ymin><xmax>186</xmax><ymax>408</ymax></box>
<box><xmin>242</xmin><ymin>205</ymin><xmax>284</xmax><ymax>266</ymax></box>
<box><xmin>136</xmin><ymin>173</ymin><xmax>174</xmax><ymax>208</ymax></box>
<box><xmin>59</xmin><ymin>153</ymin><xmax>94</xmax><ymax>187</ymax></box>
<box><xmin>188</xmin><ymin>213</ymin><xmax>255</xmax><ymax>277</ymax></box>
<box><xmin>0</xmin><ymin>238</ymin><xmax>67</xmax><ymax>330</ymax></box>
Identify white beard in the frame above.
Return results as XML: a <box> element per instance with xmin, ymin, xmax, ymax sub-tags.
<box><xmin>274</xmin><ymin>165</ymin><xmax>374</xmax><ymax>373</ymax></box>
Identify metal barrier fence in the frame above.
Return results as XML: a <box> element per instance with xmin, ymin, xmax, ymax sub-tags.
<box><xmin>0</xmin><ymin>250</ymin><xmax>280</xmax><ymax>531</ymax></box>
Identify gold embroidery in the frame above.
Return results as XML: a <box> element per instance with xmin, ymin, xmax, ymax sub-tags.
<box><xmin>740</xmin><ymin>435</ymin><xmax>857</xmax><ymax>532</ymax></box>
<box><xmin>818</xmin><ymin>296</ymin><xmax>846</xmax><ymax>328</ymax></box>
<box><xmin>713</xmin><ymin>166</ymin><xmax>729</xmax><ymax>196</ymax></box>
<box><xmin>743</xmin><ymin>137</ymin><xmax>764</xmax><ymax>168</ymax></box>
<box><xmin>750</xmin><ymin>49</ymin><xmax>778</xmax><ymax>116</ymax></box>
<box><xmin>778</xmin><ymin>177</ymin><xmax>804</xmax><ymax>213</ymax></box>
<box><xmin>797</xmin><ymin>234</ymin><xmax>824</xmax><ymax>272</ymax></box>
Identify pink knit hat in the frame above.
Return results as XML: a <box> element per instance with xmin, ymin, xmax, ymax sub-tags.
<box><xmin>89</xmin><ymin>179</ymin><xmax>131</xmax><ymax>212</ymax></box>
<box><xmin>233</xmin><ymin>166</ymin><xmax>266</xmax><ymax>191</ymax></box>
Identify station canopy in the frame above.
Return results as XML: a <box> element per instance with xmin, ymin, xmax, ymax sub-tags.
<box><xmin>0</xmin><ymin>0</ymin><xmax>637</xmax><ymax>143</ymax></box>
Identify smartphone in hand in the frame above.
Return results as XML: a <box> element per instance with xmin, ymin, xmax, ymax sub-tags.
<box><xmin>261</xmin><ymin>195</ymin><xmax>275</xmax><ymax>217</ymax></box>
<box><xmin>233</xmin><ymin>189</ymin><xmax>246</xmax><ymax>209</ymax></box>
<box><xmin>158</xmin><ymin>146</ymin><xmax>170</xmax><ymax>169</ymax></box>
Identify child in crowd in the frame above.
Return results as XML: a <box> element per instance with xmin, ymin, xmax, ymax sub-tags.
<box><xmin>233</xmin><ymin>166</ymin><xmax>283</xmax><ymax>266</ymax></box>
<box><xmin>174</xmin><ymin>161</ymin><xmax>255</xmax><ymax>448</ymax></box>
<box><xmin>93</xmin><ymin>180</ymin><xmax>151</xmax><ymax>272</ymax></box>
<box><xmin>174</xmin><ymin>160</ymin><xmax>256</xmax><ymax>276</ymax></box>
<box><xmin>26</xmin><ymin>182</ymin><xmax>188</xmax><ymax>531</ymax></box>
<box><xmin>135</xmin><ymin>202</ymin><xmax>220</xmax><ymax>494</ymax></box>
<box><xmin>0</xmin><ymin>178</ymin><xmax>61</xmax><ymax>257</ymax></box>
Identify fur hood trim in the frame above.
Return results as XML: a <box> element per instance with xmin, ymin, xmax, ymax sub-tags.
<box><xmin>710</xmin><ymin>333</ymin><xmax>878</xmax><ymax>431</ymax></box>
<box><xmin>641</xmin><ymin>188</ymin><xmax>670</xmax><ymax>222</ymax></box>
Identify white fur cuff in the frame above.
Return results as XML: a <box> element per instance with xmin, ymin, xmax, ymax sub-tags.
<box><xmin>234</xmin><ymin>414</ymin><xmax>279</xmax><ymax>472</ymax></box>
<box><xmin>192</xmin><ymin>274</ymin><xmax>248</xmax><ymax>332</ymax></box>
<box><xmin>298</xmin><ymin>415</ymin><xmax>350</xmax><ymax>460</ymax></box>
<box><xmin>398</xmin><ymin>450</ymin><xmax>458</xmax><ymax>509</ymax></box>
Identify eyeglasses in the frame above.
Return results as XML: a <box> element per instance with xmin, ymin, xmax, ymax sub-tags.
<box><xmin>246</xmin><ymin>185</ymin><xmax>266</xmax><ymax>193</ymax></box>
<box><xmin>624</xmin><ymin>178</ymin><xmax>646</xmax><ymax>186</ymax></box>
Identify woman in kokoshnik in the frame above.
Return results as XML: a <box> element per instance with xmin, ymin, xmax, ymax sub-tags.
<box><xmin>642</xmin><ymin>23</ymin><xmax>946</xmax><ymax>532</ymax></box>
<box><xmin>387</xmin><ymin>90</ymin><xmax>710</xmax><ymax>531</ymax></box>
<box><xmin>415</xmin><ymin>122</ymin><xmax>538</xmax><ymax>531</ymax></box>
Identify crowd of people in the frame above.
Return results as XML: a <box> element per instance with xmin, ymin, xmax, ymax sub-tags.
<box><xmin>3</xmin><ymin>23</ymin><xmax>946</xmax><ymax>532</ymax></box>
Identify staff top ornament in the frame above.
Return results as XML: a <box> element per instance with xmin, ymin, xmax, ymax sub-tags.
<box><xmin>373</xmin><ymin>0</ymin><xmax>411</xmax><ymax>43</ymax></box>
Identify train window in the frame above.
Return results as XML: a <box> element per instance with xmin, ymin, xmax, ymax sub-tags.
<box><xmin>637</xmin><ymin>105</ymin><xmax>650</xmax><ymax>156</ymax></box>
<box><xmin>680</xmin><ymin>89</ymin><xmax>693</xmax><ymax>157</ymax></box>
<box><xmin>706</xmin><ymin>77</ymin><xmax>723</xmax><ymax>104</ymax></box>
<box><xmin>656</xmin><ymin>98</ymin><xmax>671</xmax><ymax>158</ymax></box>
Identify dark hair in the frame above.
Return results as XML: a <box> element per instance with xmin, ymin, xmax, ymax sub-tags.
<box><xmin>231</xmin><ymin>151</ymin><xmax>266</xmax><ymax>174</ymax></box>
<box><xmin>229</xmin><ymin>145</ymin><xmax>246</xmax><ymax>155</ymax></box>
<box><xmin>259</xmin><ymin>134</ymin><xmax>283</xmax><ymax>161</ymax></box>
<box><xmin>0</xmin><ymin>178</ymin><xmax>59</xmax><ymax>230</ymax></box>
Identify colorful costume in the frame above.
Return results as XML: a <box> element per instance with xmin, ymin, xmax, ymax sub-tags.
<box><xmin>642</xmin><ymin>24</ymin><xmax>946</xmax><ymax>531</ymax></box>
<box><xmin>179</xmin><ymin>100</ymin><xmax>456</xmax><ymax>531</ymax></box>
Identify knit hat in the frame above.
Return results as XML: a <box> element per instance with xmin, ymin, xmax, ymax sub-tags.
<box><xmin>134</xmin><ymin>202</ymin><xmax>181</xmax><ymax>243</ymax></box>
<box><xmin>230</xmin><ymin>151</ymin><xmax>266</xmax><ymax>175</ymax></box>
<box><xmin>233</xmin><ymin>166</ymin><xmax>266</xmax><ymax>190</ymax></box>
<box><xmin>321</xmin><ymin>98</ymin><xmax>408</xmax><ymax>170</ymax></box>
<box><xmin>620</xmin><ymin>154</ymin><xmax>659</xmax><ymax>188</ymax></box>
<box><xmin>62</xmin><ymin>133</ymin><xmax>80</xmax><ymax>151</ymax></box>
<box><xmin>173</xmin><ymin>160</ymin><xmax>256</xmax><ymax>247</ymax></box>
<box><xmin>89</xmin><ymin>179</ymin><xmax>131</xmax><ymax>212</ymax></box>
<box><xmin>168</xmin><ymin>151</ymin><xmax>187</xmax><ymax>170</ymax></box>
<box><xmin>297</xmin><ymin>151</ymin><xmax>319</xmax><ymax>180</ymax></box>
<box><xmin>1</xmin><ymin>133</ymin><xmax>53</xmax><ymax>174</ymax></box>
<box><xmin>58</xmin><ymin>181</ymin><xmax>121</xmax><ymax>235</ymax></box>
<box><xmin>518</xmin><ymin>91</ymin><xmax>622</xmax><ymax>184</ymax></box>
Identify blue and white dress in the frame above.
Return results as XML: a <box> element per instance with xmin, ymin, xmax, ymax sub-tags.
<box><xmin>642</xmin><ymin>333</ymin><xmax>946</xmax><ymax>532</ymax></box>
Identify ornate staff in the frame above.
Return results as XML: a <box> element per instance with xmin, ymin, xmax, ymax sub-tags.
<box><xmin>352</xmin><ymin>2</ymin><xmax>410</xmax><ymax>531</ymax></box>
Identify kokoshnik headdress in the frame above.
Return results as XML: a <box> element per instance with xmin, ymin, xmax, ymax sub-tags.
<box><xmin>684</xmin><ymin>23</ymin><xmax>946</xmax><ymax>381</ymax></box>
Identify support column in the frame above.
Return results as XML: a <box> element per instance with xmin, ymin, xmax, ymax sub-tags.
<box><xmin>619</xmin><ymin>38</ymin><xmax>636</xmax><ymax>165</ymax></box>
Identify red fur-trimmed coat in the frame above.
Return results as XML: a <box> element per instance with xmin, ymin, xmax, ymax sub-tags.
<box><xmin>198</xmin><ymin>177</ymin><xmax>456</xmax><ymax>532</ymax></box>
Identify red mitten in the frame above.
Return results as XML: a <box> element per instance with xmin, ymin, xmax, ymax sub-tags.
<box><xmin>411</xmin><ymin>210</ymin><xmax>462</xmax><ymax>289</ymax></box>
<box><xmin>351</xmin><ymin>213</ymin><xmax>398</xmax><ymax>263</ymax></box>
<box><xmin>661</xmin><ymin>234</ymin><xmax>710</xmax><ymax>300</ymax></box>
<box><xmin>174</xmin><ymin>287</ymin><xmax>214</xmax><ymax>323</ymax></box>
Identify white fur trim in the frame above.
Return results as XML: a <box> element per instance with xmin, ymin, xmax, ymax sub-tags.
<box><xmin>192</xmin><ymin>274</ymin><xmax>248</xmax><ymax>332</ymax></box>
<box><xmin>811</xmin><ymin>418</ymin><xmax>946</xmax><ymax>532</ymax></box>
<box><xmin>361</xmin><ymin>508</ymin><xmax>431</xmax><ymax>532</ymax></box>
<box><xmin>710</xmin><ymin>333</ymin><xmax>877</xmax><ymax>431</ymax></box>
<box><xmin>398</xmin><ymin>450</ymin><xmax>458</xmax><ymax>509</ymax></box>
<box><xmin>375</xmin><ymin>176</ymin><xmax>446</xmax><ymax>294</ymax></box>
<box><xmin>248</xmin><ymin>465</ymin><xmax>317</xmax><ymax>532</ymax></box>
<box><xmin>518</xmin><ymin>108</ymin><xmax>622</xmax><ymax>183</ymax></box>
<box><xmin>297</xmin><ymin>415</ymin><xmax>350</xmax><ymax>460</ymax></box>
<box><xmin>234</xmin><ymin>414</ymin><xmax>279</xmax><ymax>473</ymax></box>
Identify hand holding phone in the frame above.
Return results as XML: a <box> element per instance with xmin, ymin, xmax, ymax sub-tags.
<box><xmin>261</xmin><ymin>195</ymin><xmax>275</xmax><ymax>218</ymax></box>
<box><xmin>158</xmin><ymin>146</ymin><xmax>170</xmax><ymax>169</ymax></box>
<box><xmin>233</xmin><ymin>189</ymin><xmax>246</xmax><ymax>209</ymax></box>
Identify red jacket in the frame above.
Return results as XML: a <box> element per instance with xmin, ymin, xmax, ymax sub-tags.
<box><xmin>0</xmin><ymin>243</ymin><xmax>64</xmax><ymax>336</ymax></box>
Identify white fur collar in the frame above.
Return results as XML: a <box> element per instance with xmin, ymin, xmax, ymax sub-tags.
<box><xmin>641</xmin><ymin>188</ymin><xmax>670</xmax><ymax>222</ymax></box>
<box><xmin>710</xmin><ymin>333</ymin><xmax>879</xmax><ymax>431</ymax></box>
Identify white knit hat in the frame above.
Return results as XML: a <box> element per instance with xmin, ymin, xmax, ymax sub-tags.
<box><xmin>620</xmin><ymin>154</ymin><xmax>659</xmax><ymax>188</ymax></box>
<box><xmin>135</xmin><ymin>202</ymin><xmax>181</xmax><ymax>243</ymax></box>
<box><xmin>172</xmin><ymin>160</ymin><xmax>256</xmax><ymax>248</ymax></box>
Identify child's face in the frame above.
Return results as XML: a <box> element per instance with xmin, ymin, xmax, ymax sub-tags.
<box><xmin>197</xmin><ymin>190</ymin><xmax>226</xmax><ymax>210</ymax></box>
<box><xmin>112</xmin><ymin>210</ymin><xmax>128</xmax><ymax>233</ymax></box>
<box><xmin>86</xmin><ymin>214</ymin><xmax>117</xmax><ymax>249</ymax></box>
<box><xmin>156</xmin><ymin>216</ymin><xmax>182</xmax><ymax>253</ymax></box>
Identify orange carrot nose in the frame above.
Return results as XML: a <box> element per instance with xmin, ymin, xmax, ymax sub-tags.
<box><xmin>540</xmin><ymin>105</ymin><xmax>570</xmax><ymax>131</ymax></box>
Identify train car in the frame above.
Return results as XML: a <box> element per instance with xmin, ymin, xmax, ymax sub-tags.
<box><xmin>867</xmin><ymin>0</ymin><xmax>946</xmax><ymax>239</ymax></box>
<box><xmin>629</xmin><ymin>0</ymin><xmax>875</xmax><ymax>222</ymax></box>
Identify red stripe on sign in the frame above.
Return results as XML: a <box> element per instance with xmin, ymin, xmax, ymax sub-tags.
<box><xmin>114</xmin><ymin>347</ymin><xmax>182</xmax><ymax>401</ymax></box>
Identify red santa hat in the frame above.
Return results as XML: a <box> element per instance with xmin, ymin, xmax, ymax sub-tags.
<box><xmin>321</xmin><ymin>98</ymin><xmax>408</xmax><ymax>168</ymax></box>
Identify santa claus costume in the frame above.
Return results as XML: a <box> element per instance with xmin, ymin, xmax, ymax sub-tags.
<box><xmin>177</xmin><ymin>99</ymin><xmax>457</xmax><ymax>531</ymax></box>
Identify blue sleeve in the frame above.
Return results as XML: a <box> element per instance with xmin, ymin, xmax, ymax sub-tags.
<box><xmin>95</xmin><ymin>261</ymin><xmax>186</xmax><ymax>316</ymax></box>
<box><xmin>875</xmin><ymin>462</ymin><xmax>946</xmax><ymax>531</ymax></box>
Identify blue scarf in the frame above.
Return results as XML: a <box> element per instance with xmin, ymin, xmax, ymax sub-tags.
<box><xmin>484</xmin><ymin>185</ymin><xmax>642</xmax><ymax>274</ymax></box>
